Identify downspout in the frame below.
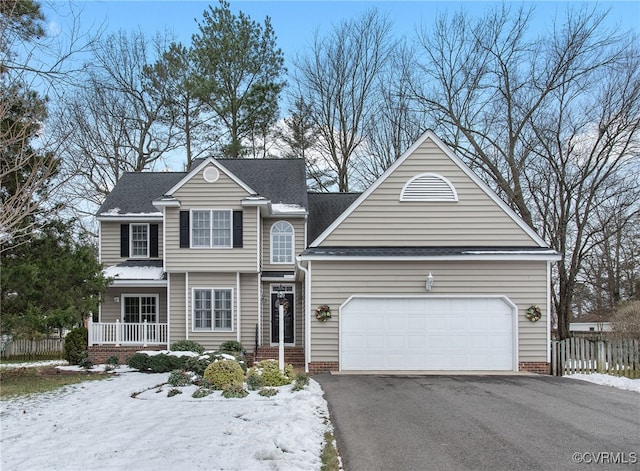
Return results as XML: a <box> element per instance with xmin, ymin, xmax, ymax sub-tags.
<box><xmin>546</xmin><ymin>261</ymin><xmax>552</xmax><ymax>365</ymax></box>
<box><xmin>296</xmin><ymin>256</ymin><xmax>311</xmax><ymax>373</ymax></box>
<box><xmin>237</xmin><ymin>272</ymin><xmax>241</xmax><ymax>343</ymax></box>
<box><xmin>185</xmin><ymin>272</ymin><xmax>189</xmax><ymax>340</ymax></box>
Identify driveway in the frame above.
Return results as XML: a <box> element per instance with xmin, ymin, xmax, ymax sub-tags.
<box><xmin>316</xmin><ymin>374</ymin><xmax>639</xmax><ymax>471</ymax></box>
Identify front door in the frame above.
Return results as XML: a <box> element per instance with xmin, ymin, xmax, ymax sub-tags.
<box><xmin>271</xmin><ymin>289</ymin><xmax>294</xmax><ymax>344</ymax></box>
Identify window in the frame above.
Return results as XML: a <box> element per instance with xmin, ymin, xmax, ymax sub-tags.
<box><xmin>191</xmin><ymin>210</ymin><xmax>232</xmax><ymax>248</ymax></box>
<box><xmin>193</xmin><ymin>288</ymin><xmax>233</xmax><ymax>331</ymax></box>
<box><xmin>122</xmin><ymin>295</ymin><xmax>157</xmax><ymax>323</ymax></box>
<box><xmin>130</xmin><ymin>224</ymin><xmax>149</xmax><ymax>257</ymax></box>
<box><xmin>271</xmin><ymin>221</ymin><xmax>294</xmax><ymax>263</ymax></box>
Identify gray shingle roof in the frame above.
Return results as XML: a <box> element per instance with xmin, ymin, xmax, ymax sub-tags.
<box><xmin>97</xmin><ymin>159</ymin><xmax>309</xmax><ymax>215</ymax></box>
<box><xmin>218</xmin><ymin>159</ymin><xmax>308</xmax><ymax>208</ymax></box>
<box><xmin>97</xmin><ymin>172</ymin><xmax>186</xmax><ymax>215</ymax></box>
<box><xmin>307</xmin><ymin>192</ymin><xmax>361</xmax><ymax>242</ymax></box>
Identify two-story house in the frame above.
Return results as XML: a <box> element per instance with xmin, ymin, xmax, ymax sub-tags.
<box><xmin>91</xmin><ymin>131</ymin><xmax>560</xmax><ymax>374</ymax></box>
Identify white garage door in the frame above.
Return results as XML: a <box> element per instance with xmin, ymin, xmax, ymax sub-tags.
<box><xmin>340</xmin><ymin>296</ymin><xmax>515</xmax><ymax>371</ymax></box>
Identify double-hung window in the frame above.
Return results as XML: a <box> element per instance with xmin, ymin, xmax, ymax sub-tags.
<box><xmin>130</xmin><ymin>224</ymin><xmax>149</xmax><ymax>257</ymax></box>
<box><xmin>191</xmin><ymin>210</ymin><xmax>231</xmax><ymax>248</ymax></box>
<box><xmin>193</xmin><ymin>288</ymin><xmax>233</xmax><ymax>331</ymax></box>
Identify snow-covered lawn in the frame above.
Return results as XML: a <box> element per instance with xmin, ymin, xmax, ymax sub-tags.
<box><xmin>0</xmin><ymin>368</ymin><xmax>332</xmax><ymax>471</ymax></box>
<box><xmin>565</xmin><ymin>373</ymin><xmax>640</xmax><ymax>393</ymax></box>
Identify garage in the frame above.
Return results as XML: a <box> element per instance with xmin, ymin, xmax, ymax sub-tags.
<box><xmin>340</xmin><ymin>296</ymin><xmax>516</xmax><ymax>371</ymax></box>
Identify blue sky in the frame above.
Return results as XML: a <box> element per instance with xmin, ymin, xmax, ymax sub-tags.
<box><xmin>44</xmin><ymin>1</ymin><xmax>639</xmax><ymax>70</ymax></box>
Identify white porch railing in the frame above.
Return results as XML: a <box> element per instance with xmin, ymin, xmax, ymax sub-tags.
<box><xmin>88</xmin><ymin>319</ymin><xmax>168</xmax><ymax>347</ymax></box>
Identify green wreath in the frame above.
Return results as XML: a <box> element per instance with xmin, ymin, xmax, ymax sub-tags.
<box><xmin>526</xmin><ymin>305</ymin><xmax>542</xmax><ymax>322</ymax></box>
<box><xmin>315</xmin><ymin>304</ymin><xmax>332</xmax><ymax>322</ymax></box>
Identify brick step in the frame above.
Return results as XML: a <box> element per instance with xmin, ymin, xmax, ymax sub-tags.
<box><xmin>254</xmin><ymin>347</ymin><xmax>305</xmax><ymax>366</ymax></box>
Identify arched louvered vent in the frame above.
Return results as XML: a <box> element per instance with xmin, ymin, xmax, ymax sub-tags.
<box><xmin>400</xmin><ymin>173</ymin><xmax>458</xmax><ymax>202</ymax></box>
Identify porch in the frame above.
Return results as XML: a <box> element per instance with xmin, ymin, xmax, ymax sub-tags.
<box><xmin>88</xmin><ymin>318</ymin><xmax>169</xmax><ymax>347</ymax></box>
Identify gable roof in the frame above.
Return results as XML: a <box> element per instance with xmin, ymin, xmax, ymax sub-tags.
<box><xmin>98</xmin><ymin>159</ymin><xmax>309</xmax><ymax>217</ymax></box>
<box><xmin>309</xmin><ymin>130</ymin><xmax>549</xmax><ymax>248</ymax></box>
<box><xmin>97</xmin><ymin>172</ymin><xmax>185</xmax><ymax>216</ymax></box>
<box><xmin>307</xmin><ymin>192</ymin><xmax>361</xmax><ymax>242</ymax></box>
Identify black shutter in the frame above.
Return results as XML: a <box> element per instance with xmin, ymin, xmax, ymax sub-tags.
<box><xmin>120</xmin><ymin>224</ymin><xmax>130</xmax><ymax>257</ymax></box>
<box><xmin>233</xmin><ymin>210</ymin><xmax>243</xmax><ymax>248</ymax></box>
<box><xmin>150</xmin><ymin>224</ymin><xmax>159</xmax><ymax>258</ymax></box>
<box><xmin>179</xmin><ymin>211</ymin><xmax>190</xmax><ymax>248</ymax></box>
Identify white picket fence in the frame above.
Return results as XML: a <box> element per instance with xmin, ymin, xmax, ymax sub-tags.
<box><xmin>0</xmin><ymin>338</ymin><xmax>65</xmax><ymax>359</ymax></box>
<box><xmin>551</xmin><ymin>337</ymin><xmax>640</xmax><ymax>378</ymax></box>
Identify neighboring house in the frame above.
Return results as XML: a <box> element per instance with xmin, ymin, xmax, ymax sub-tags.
<box><xmin>569</xmin><ymin>314</ymin><xmax>613</xmax><ymax>333</ymax></box>
<box><xmin>92</xmin><ymin>131</ymin><xmax>561</xmax><ymax>373</ymax></box>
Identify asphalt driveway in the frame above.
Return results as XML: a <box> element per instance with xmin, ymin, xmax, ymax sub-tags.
<box><xmin>316</xmin><ymin>374</ymin><xmax>639</xmax><ymax>471</ymax></box>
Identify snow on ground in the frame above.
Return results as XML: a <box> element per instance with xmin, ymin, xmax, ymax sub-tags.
<box><xmin>0</xmin><ymin>369</ymin><xmax>331</xmax><ymax>471</ymax></box>
<box><xmin>0</xmin><ymin>360</ymin><xmax>68</xmax><ymax>369</ymax></box>
<box><xmin>565</xmin><ymin>373</ymin><xmax>640</xmax><ymax>393</ymax></box>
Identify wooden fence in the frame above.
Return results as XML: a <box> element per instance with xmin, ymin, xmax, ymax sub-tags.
<box><xmin>551</xmin><ymin>337</ymin><xmax>639</xmax><ymax>378</ymax></box>
<box><xmin>0</xmin><ymin>338</ymin><xmax>65</xmax><ymax>360</ymax></box>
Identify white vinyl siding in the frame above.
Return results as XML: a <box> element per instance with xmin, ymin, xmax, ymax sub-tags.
<box><xmin>271</xmin><ymin>221</ymin><xmax>294</xmax><ymax>264</ymax></box>
<box><xmin>191</xmin><ymin>210</ymin><xmax>231</xmax><ymax>248</ymax></box>
<box><xmin>192</xmin><ymin>288</ymin><xmax>233</xmax><ymax>331</ymax></box>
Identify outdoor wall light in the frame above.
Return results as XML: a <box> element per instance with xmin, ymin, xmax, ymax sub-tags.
<box><xmin>113</xmin><ymin>297</ymin><xmax>120</xmax><ymax>303</ymax></box>
<box><xmin>426</xmin><ymin>272</ymin><xmax>434</xmax><ymax>291</ymax></box>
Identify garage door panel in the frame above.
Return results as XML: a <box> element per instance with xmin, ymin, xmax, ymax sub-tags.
<box><xmin>341</xmin><ymin>297</ymin><xmax>515</xmax><ymax>371</ymax></box>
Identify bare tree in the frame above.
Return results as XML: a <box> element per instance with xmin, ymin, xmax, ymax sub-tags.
<box><xmin>1</xmin><ymin>0</ymin><xmax>97</xmax><ymax>249</ymax></box>
<box><xmin>414</xmin><ymin>5</ymin><xmax>640</xmax><ymax>338</ymax></box>
<box><xmin>294</xmin><ymin>9</ymin><xmax>396</xmax><ymax>191</ymax></box>
<box><xmin>353</xmin><ymin>41</ymin><xmax>428</xmax><ymax>187</ymax></box>
<box><xmin>53</xmin><ymin>30</ymin><xmax>180</xmax><ymax>230</ymax></box>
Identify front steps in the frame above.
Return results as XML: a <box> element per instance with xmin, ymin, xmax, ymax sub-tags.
<box><xmin>254</xmin><ymin>346</ymin><xmax>304</xmax><ymax>367</ymax></box>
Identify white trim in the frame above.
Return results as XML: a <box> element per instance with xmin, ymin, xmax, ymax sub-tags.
<box><xmin>256</xmin><ymin>207</ymin><xmax>261</xmax><ymax>272</ymax></box>
<box><xmin>190</xmin><ymin>208</ymin><xmax>233</xmax><ymax>249</ymax></box>
<box><xmin>120</xmin><ymin>294</ymin><xmax>160</xmax><ymax>325</ymax></box>
<box><xmin>270</xmin><ymin>220</ymin><xmax>295</xmax><ymax>264</ymax></box>
<box><xmin>152</xmin><ymin>198</ymin><xmax>180</xmax><ymax>208</ymax></box>
<box><xmin>236</xmin><ymin>272</ymin><xmax>241</xmax><ymax>343</ymax></box>
<box><xmin>338</xmin><ymin>294</ymin><xmax>519</xmax><ymax>372</ymax></box>
<box><xmin>161</xmin><ymin>207</ymin><xmax>166</xmax><ymax>272</ymax></box>
<box><xmin>129</xmin><ymin>223</ymin><xmax>150</xmax><ymax>259</ymax></box>
<box><xmin>97</xmin><ymin>215</ymin><xmax>163</xmax><ymax>223</ymax></box>
<box><xmin>167</xmin><ymin>272</ymin><xmax>171</xmax><ymax>346</ymax></box>
<box><xmin>257</xmin><ymin>275</ymin><xmax>262</xmax><ymax>347</ymax></box>
<box><xmin>269</xmin><ymin>283</ymin><xmax>295</xmax><ymax>346</ymax></box>
<box><xmin>110</xmin><ymin>280</ymin><xmax>167</xmax><ymax>287</ymax></box>
<box><xmin>165</xmin><ymin>158</ymin><xmax>255</xmax><ymax>196</ymax></box>
<box><xmin>191</xmin><ymin>286</ymin><xmax>235</xmax><ymax>332</ymax></box>
<box><xmin>546</xmin><ymin>261</ymin><xmax>552</xmax><ymax>364</ymax></box>
<box><xmin>400</xmin><ymin>173</ymin><xmax>458</xmax><ymax>202</ymax></box>
<box><xmin>185</xmin><ymin>272</ymin><xmax>189</xmax><ymax>340</ymax></box>
<box><xmin>296</xmin><ymin>257</ymin><xmax>311</xmax><ymax>373</ymax></box>
<box><xmin>98</xmin><ymin>222</ymin><xmax>102</xmax><ymax>263</ymax></box>
<box><xmin>310</xmin><ymin>130</ymin><xmax>548</xmax><ymax>248</ymax></box>
<box><xmin>300</xmin><ymin>253</ymin><xmax>562</xmax><ymax>262</ymax></box>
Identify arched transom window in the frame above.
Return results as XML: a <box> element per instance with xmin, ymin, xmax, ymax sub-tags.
<box><xmin>400</xmin><ymin>173</ymin><xmax>458</xmax><ymax>202</ymax></box>
<box><xmin>271</xmin><ymin>221</ymin><xmax>294</xmax><ymax>264</ymax></box>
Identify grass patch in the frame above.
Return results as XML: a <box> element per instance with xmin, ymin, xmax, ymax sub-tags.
<box><xmin>0</xmin><ymin>367</ymin><xmax>108</xmax><ymax>400</ymax></box>
<box><xmin>321</xmin><ymin>431</ymin><xmax>340</xmax><ymax>471</ymax></box>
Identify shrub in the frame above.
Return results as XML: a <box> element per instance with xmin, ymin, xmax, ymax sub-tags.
<box><xmin>203</xmin><ymin>360</ymin><xmax>245</xmax><ymax>390</ymax></box>
<box><xmin>167</xmin><ymin>370</ymin><xmax>192</xmax><ymax>387</ymax></box>
<box><xmin>171</xmin><ymin>340</ymin><xmax>205</xmax><ymax>354</ymax></box>
<box><xmin>106</xmin><ymin>356</ymin><xmax>119</xmax><ymax>366</ymax></box>
<box><xmin>127</xmin><ymin>352</ymin><xmax>151</xmax><ymax>371</ymax></box>
<box><xmin>183</xmin><ymin>356</ymin><xmax>211</xmax><ymax>376</ymax></box>
<box><xmin>248</xmin><ymin>359</ymin><xmax>295</xmax><ymax>387</ymax></box>
<box><xmin>246</xmin><ymin>372</ymin><xmax>265</xmax><ymax>391</ymax></box>
<box><xmin>222</xmin><ymin>384</ymin><xmax>248</xmax><ymax>398</ymax></box>
<box><xmin>64</xmin><ymin>327</ymin><xmax>88</xmax><ymax>365</ymax></box>
<box><xmin>78</xmin><ymin>356</ymin><xmax>93</xmax><ymax>370</ymax></box>
<box><xmin>219</xmin><ymin>340</ymin><xmax>244</xmax><ymax>354</ymax></box>
<box><xmin>291</xmin><ymin>373</ymin><xmax>310</xmax><ymax>391</ymax></box>
<box><xmin>611</xmin><ymin>301</ymin><xmax>640</xmax><ymax>340</ymax></box>
<box><xmin>192</xmin><ymin>387</ymin><xmax>213</xmax><ymax>399</ymax></box>
<box><xmin>167</xmin><ymin>388</ymin><xmax>182</xmax><ymax>397</ymax></box>
<box><xmin>258</xmin><ymin>387</ymin><xmax>278</xmax><ymax>397</ymax></box>
<box><xmin>148</xmin><ymin>353</ymin><xmax>188</xmax><ymax>373</ymax></box>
